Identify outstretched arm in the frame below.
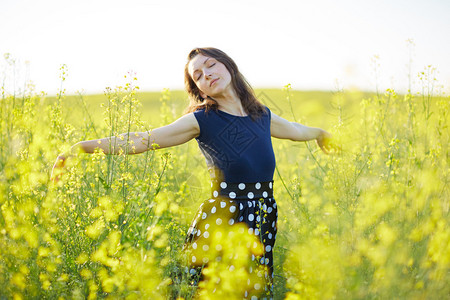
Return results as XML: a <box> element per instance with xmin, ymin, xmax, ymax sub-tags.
<box><xmin>270</xmin><ymin>113</ymin><xmax>333</xmax><ymax>154</ymax></box>
<box><xmin>72</xmin><ymin>113</ymin><xmax>199</xmax><ymax>154</ymax></box>
<box><xmin>51</xmin><ymin>113</ymin><xmax>200</xmax><ymax>181</ymax></box>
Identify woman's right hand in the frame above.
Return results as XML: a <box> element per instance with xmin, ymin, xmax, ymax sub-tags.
<box><xmin>51</xmin><ymin>154</ymin><xmax>67</xmax><ymax>183</ymax></box>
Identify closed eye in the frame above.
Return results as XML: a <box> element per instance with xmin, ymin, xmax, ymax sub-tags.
<box><xmin>193</xmin><ymin>59</ymin><xmax>216</xmax><ymax>81</ymax></box>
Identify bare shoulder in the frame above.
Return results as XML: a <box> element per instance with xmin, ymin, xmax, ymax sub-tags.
<box><xmin>174</xmin><ymin>112</ymin><xmax>200</xmax><ymax>131</ymax></box>
<box><xmin>165</xmin><ymin>112</ymin><xmax>200</xmax><ymax>138</ymax></box>
<box><xmin>147</xmin><ymin>113</ymin><xmax>200</xmax><ymax>148</ymax></box>
<box><xmin>270</xmin><ymin>112</ymin><xmax>294</xmax><ymax>138</ymax></box>
<box><xmin>270</xmin><ymin>112</ymin><xmax>286</xmax><ymax>124</ymax></box>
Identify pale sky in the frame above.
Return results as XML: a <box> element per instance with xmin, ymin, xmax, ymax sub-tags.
<box><xmin>1</xmin><ymin>0</ymin><xmax>449</xmax><ymax>95</ymax></box>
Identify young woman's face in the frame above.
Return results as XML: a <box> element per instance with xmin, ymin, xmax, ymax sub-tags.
<box><xmin>188</xmin><ymin>54</ymin><xmax>232</xmax><ymax>99</ymax></box>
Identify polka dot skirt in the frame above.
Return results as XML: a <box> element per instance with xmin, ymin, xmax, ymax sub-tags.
<box><xmin>184</xmin><ymin>181</ymin><xmax>277</xmax><ymax>299</ymax></box>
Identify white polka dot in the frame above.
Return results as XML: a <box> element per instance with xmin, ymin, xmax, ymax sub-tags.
<box><xmin>220</xmin><ymin>201</ymin><xmax>226</xmax><ymax>208</ymax></box>
<box><xmin>268</xmin><ymin>233</ymin><xmax>273</xmax><ymax>239</ymax></box>
<box><xmin>268</xmin><ymin>207</ymin><xmax>273</xmax><ymax>213</ymax></box>
<box><xmin>203</xmin><ymin>257</ymin><xmax>209</xmax><ymax>263</ymax></box>
<box><xmin>197</xmin><ymin>229</ymin><xmax>201</xmax><ymax>236</ymax></box>
<box><xmin>253</xmin><ymin>242</ymin><xmax>259</xmax><ymax>249</ymax></box>
<box><xmin>211</xmin><ymin>182</ymin><xmax>213</xmax><ymax>187</ymax></box>
<box><xmin>216</xmin><ymin>218</ymin><xmax>222</xmax><ymax>225</ymax></box>
<box><xmin>265</xmin><ymin>245</ymin><xmax>272</xmax><ymax>252</ymax></box>
<box><xmin>255</xmin><ymin>182</ymin><xmax>261</xmax><ymax>189</ymax></box>
<box><xmin>204</xmin><ymin>231</ymin><xmax>209</xmax><ymax>238</ymax></box>
<box><xmin>245</xmin><ymin>291</ymin><xmax>248</xmax><ymax>297</ymax></box>
<box><xmin>202</xmin><ymin>212</ymin><xmax>207</xmax><ymax>219</ymax></box>
<box><xmin>216</xmin><ymin>244</ymin><xmax>222</xmax><ymax>251</ymax></box>
<box><xmin>192</xmin><ymin>256</ymin><xmax>196</xmax><ymax>263</ymax></box>
<box><xmin>203</xmin><ymin>245</ymin><xmax>209</xmax><ymax>251</ymax></box>
<box><xmin>263</xmin><ymin>191</ymin><xmax>268</xmax><ymax>198</ymax></box>
<box><xmin>248</xmin><ymin>228</ymin><xmax>253</xmax><ymax>234</ymax></box>
<box><xmin>249</xmin><ymin>266</ymin><xmax>253</xmax><ymax>273</ymax></box>
<box><xmin>272</xmin><ymin>221</ymin><xmax>276</xmax><ymax>228</ymax></box>
<box><xmin>190</xmin><ymin>268</ymin><xmax>196</xmax><ymax>275</ymax></box>
<box><xmin>256</xmin><ymin>215</ymin><xmax>261</xmax><ymax>222</ymax></box>
<box><xmin>247</xmin><ymin>192</ymin><xmax>254</xmax><ymax>199</ymax></box>
<box><xmin>229</xmin><ymin>265</ymin><xmax>235</xmax><ymax>271</ymax></box>
<box><xmin>260</xmin><ymin>257</ymin><xmax>264</xmax><ymax>264</ymax></box>
<box><xmin>205</xmin><ymin>224</ymin><xmax>210</xmax><ymax>230</ymax></box>
<box><xmin>228</xmin><ymin>219</ymin><xmax>234</xmax><ymax>225</ymax></box>
<box><xmin>239</xmin><ymin>203</ymin><xmax>243</xmax><ymax>210</ymax></box>
<box><xmin>230</xmin><ymin>206</ymin><xmax>236</xmax><ymax>213</ymax></box>
<box><xmin>269</xmin><ymin>182</ymin><xmax>273</xmax><ymax>189</ymax></box>
<box><xmin>238</xmin><ymin>183</ymin><xmax>246</xmax><ymax>190</ymax></box>
<box><xmin>248</xmin><ymin>214</ymin><xmax>254</xmax><ymax>221</ymax></box>
<box><xmin>263</xmin><ymin>204</ymin><xmax>267</xmax><ymax>211</ymax></box>
<box><xmin>265</xmin><ymin>258</ymin><xmax>270</xmax><ymax>265</ymax></box>
<box><xmin>273</xmin><ymin>202</ymin><xmax>277</xmax><ymax>208</ymax></box>
<box><xmin>248</xmin><ymin>201</ymin><xmax>252</xmax><ymax>207</ymax></box>
<box><xmin>213</xmin><ymin>190</ymin><xmax>218</xmax><ymax>197</ymax></box>
<box><xmin>229</xmin><ymin>192</ymin><xmax>236</xmax><ymax>199</ymax></box>
<box><xmin>252</xmin><ymin>254</ymin><xmax>255</xmax><ymax>261</ymax></box>
<box><xmin>255</xmin><ymin>228</ymin><xmax>259</xmax><ymax>235</ymax></box>
<box><xmin>254</xmin><ymin>283</ymin><xmax>261</xmax><ymax>290</ymax></box>
<box><xmin>211</xmin><ymin>206</ymin><xmax>216</xmax><ymax>214</ymax></box>
<box><xmin>192</xmin><ymin>242</ymin><xmax>197</xmax><ymax>249</ymax></box>
<box><xmin>251</xmin><ymin>296</ymin><xmax>258</xmax><ymax>300</ymax></box>
<box><xmin>208</xmin><ymin>199</ymin><xmax>214</xmax><ymax>203</ymax></box>
<box><xmin>239</xmin><ymin>216</ymin><xmax>244</xmax><ymax>221</ymax></box>
<box><xmin>220</xmin><ymin>182</ymin><xmax>227</xmax><ymax>189</ymax></box>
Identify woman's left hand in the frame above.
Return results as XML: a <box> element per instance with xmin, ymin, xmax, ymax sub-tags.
<box><xmin>316</xmin><ymin>130</ymin><xmax>336</xmax><ymax>154</ymax></box>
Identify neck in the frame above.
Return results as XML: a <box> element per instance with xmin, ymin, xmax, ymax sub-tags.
<box><xmin>211</xmin><ymin>89</ymin><xmax>247</xmax><ymax>116</ymax></box>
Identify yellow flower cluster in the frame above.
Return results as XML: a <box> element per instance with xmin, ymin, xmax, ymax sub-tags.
<box><xmin>0</xmin><ymin>60</ymin><xmax>448</xmax><ymax>299</ymax></box>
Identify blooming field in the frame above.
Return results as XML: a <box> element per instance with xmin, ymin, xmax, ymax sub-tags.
<box><xmin>0</xmin><ymin>63</ymin><xmax>449</xmax><ymax>299</ymax></box>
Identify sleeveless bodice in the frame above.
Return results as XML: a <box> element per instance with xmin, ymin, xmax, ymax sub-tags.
<box><xmin>193</xmin><ymin>107</ymin><xmax>276</xmax><ymax>183</ymax></box>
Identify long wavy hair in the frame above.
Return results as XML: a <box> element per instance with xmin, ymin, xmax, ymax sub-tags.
<box><xmin>184</xmin><ymin>47</ymin><xmax>266</xmax><ymax>119</ymax></box>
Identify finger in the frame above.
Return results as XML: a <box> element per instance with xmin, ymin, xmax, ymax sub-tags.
<box><xmin>324</xmin><ymin>141</ymin><xmax>333</xmax><ymax>152</ymax></box>
<box><xmin>51</xmin><ymin>167</ymin><xmax>64</xmax><ymax>182</ymax></box>
<box><xmin>57</xmin><ymin>158</ymin><xmax>66</xmax><ymax>168</ymax></box>
<box><xmin>319</xmin><ymin>143</ymin><xmax>330</xmax><ymax>154</ymax></box>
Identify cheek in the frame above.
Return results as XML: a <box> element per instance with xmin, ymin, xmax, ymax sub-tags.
<box><xmin>197</xmin><ymin>80</ymin><xmax>209</xmax><ymax>91</ymax></box>
<box><xmin>221</xmin><ymin>67</ymin><xmax>232</xmax><ymax>81</ymax></box>
<box><xmin>196</xmin><ymin>81</ymin><xmax>208</xmax><ymax>96</ymax></box>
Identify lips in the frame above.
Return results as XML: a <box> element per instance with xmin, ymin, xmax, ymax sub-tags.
<box><xmin>210</xmin><ymin>78</ymin><xmax>219</xmax><ymax>87</ymax></box>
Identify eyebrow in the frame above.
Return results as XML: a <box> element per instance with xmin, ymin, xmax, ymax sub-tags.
<box><xmin>193</xmin><ymin>57</ymin><xmax>211</xmax><ymax>75</ymax></box>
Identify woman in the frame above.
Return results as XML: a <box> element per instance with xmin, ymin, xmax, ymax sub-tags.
<box><xmin>52</xmin><ymin>47</ymin><xmax>333</xmax><ymax>299</ymax></box>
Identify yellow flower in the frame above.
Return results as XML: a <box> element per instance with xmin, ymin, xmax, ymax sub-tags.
<box><xmin>80</xmin><ymin>269</ymin><xmax>93</xmax><ymax>279</ymax></box>
<box><xmin>76</xmin><ymin>253</ymin><xmax>89</xmax><ymax>265</ymax></box>
<box><xmin>85</xmin><ymin>219</ymin><xmax>106</xmax><ymax>239</ymax></box>
<box><xmin>11</xmin><ymin>273</ymin><xmax>26</xmax><ymax>290</ymax></box>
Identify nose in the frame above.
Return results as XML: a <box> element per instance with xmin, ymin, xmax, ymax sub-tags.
<box><xmin>204</xmin><ymin>70</ymin><xmax>213</xmax><ymax>79</ymax></box>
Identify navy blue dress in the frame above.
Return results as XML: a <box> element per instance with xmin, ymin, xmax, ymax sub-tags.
<box><xmin>184</xmin><ymin>107</ymin><xmax>278</xmax><ymax>299</ymax></box>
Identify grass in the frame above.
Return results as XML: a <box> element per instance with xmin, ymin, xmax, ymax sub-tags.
<box><xmin>0</xmin><ymin>65</ymin><xmax>449</xmax><ymax>299</ymax></box>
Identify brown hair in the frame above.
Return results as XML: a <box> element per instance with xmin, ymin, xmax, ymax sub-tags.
<box><xmin>184</xmin><ymin>47</ymin><xmax>266</xmax><ymax>119</ymax></box>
